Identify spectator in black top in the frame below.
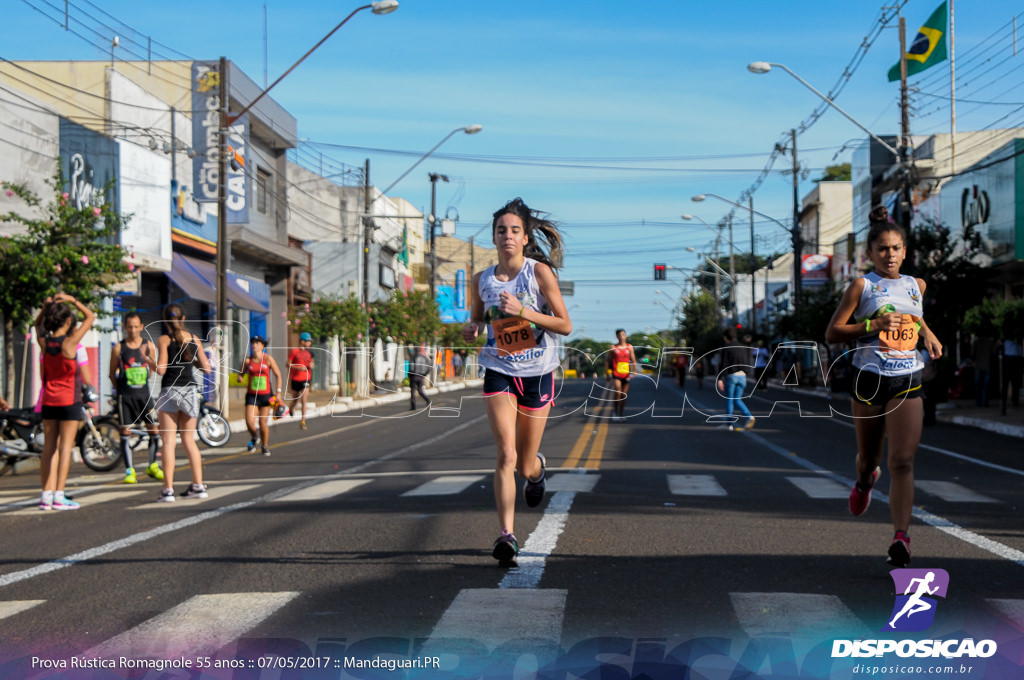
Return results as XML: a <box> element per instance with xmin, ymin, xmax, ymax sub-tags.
<box><xmin>717</xmin><ymin>327</ymin><xmax>755</xmax><ymax>431</ymax></box>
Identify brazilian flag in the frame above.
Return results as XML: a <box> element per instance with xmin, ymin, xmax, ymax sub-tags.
<box><xmin>887</xmin><ymin>2</ymin><xmax>947</xmax><ymax>82</ymax></box>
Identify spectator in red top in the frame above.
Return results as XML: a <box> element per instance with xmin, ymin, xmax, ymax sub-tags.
<box><xmin>286</xmin><ymin>332</ymin><xmax>315</xmax><ymax>429</ymax></box>
<box><xmin>34</xmin><ymin>293</ymin><xmax>95</xmax><ymax>510</ymax></box>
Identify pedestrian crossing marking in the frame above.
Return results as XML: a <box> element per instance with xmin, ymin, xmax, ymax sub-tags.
<box><xmin>427</xmin><ymin>589</ymin><xmax>567</xmax><ymax>650</ymax></box>
<box><xmin>785</xmin><ymin>476</ymin><xmax>849</xmax><ymax>499</ymax></box>
<box><xmin>985</xmin><ymin>598</ymin><xmax>1024</xmax><ymax>633</ymax></box>
<box><xmin>401</xmin><ymin>475</ymin><xmax>485</xmax><ymax>497</ymax></box>
<box><xmin>916</xmin><ymin>480</ymin><xmax>999</xmax><ymax>503</ymax></box>
<box><xmin>0</xmin><ymin>600</ymin><xmax>44</xmax><ymax>620</ymax></box>
<box><xmin>667</xmin><ymin>474</ymin><xmax>727</xmax><ymax>496</ymax></box>
<box><xmin>84</xmin><ymin>592</ymin><xmax>300</xmax><ymax>659</ymax></box>
<box><xmin>131</xmin><ymin>484</ymin><xmax>261</xmax><ymax>509</ymax></box>
<box><xmin>273</xmin><ymin>479</ymin><xmax>372</xmax><ymax>501</ymax></box>
<box><xmin>730</xmin><ymin>592</ymin><xmax>868</xmax><ymax>638</ymax></box>
<box><xmin>546</xmin><ymin>472</ymin><xmax>599</xmax><ymax>493</ymax></box>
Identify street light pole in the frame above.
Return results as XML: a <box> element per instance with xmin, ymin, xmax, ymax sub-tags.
<box><xmin>693</xmin><ymin>193</ymin><xmax>791</xmax><ymax>330</ymax></box>
<box><xmin>214</xmin><ymin>0</ymin><xmax>399</xmax><ymax>415</ymax></box>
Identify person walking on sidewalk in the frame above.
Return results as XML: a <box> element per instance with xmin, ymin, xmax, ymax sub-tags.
<box><xmin>716</xmin><ymin>327</ymin><xmax>755</xmax><ymax>431</ymax></box>
<box><xmin>154</xmin><ymin>303</ymin><xmax>212</xmax><ymax>502</ymax></box>
<box><xmin>408</xmin><ymin>347</ymin><xmax>432</xmax><ymax>410</ymax></box>
<box><xmin>286</xmin><ymin>332</ymin><xmax>315</xmax><ymax>429</ymax></box>
<box><xmin>35</xmin><ymin>293</ymin><xmax>95</xmax><ymax>510</ymax></box>
<box><xmin>108</xmin><ymin>312</ymin><xmax>162</xmax><ymax>484</ymax></box>
<box><xmin>825</xmin><ymin>205</ymin><xmax>942</xmax><ymax>568</ymax></box>
<box><xmin>241</xmin><ymin>335</ymin><xmax>283</xmax><ymax>456</ymax></box>
<box><xmin>607</xmin><ymin>329</ymin><xmax>637</xmax><ymax>422</ymax></box>
<box><xmin>462</xmin><ymin>197</ymin><xmax>572</xmax><ymax>566</ymax></box>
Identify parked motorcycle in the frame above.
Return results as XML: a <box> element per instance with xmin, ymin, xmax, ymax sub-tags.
<box><xmin>80</xmin><ymin>397</ymin><xmax>231</xmax><ymax>472</ymax></box>
<box><xmin>0</xmin><ymin>407</ymin><xmax>44</xmax><ymax>476</ymax></box>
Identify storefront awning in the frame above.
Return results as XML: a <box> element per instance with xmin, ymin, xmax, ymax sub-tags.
<box><xmin>167</xmin><ymin>252</ymin><xmax>216</xmax><ymax>304</ymax></box>
<box><xmin>167</xmin><ymin>253</ymin><xmax>269</xmax><ymax>313</ymax></box>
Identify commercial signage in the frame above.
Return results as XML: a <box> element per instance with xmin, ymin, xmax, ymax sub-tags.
<box><xmin>455</xmin><ymin>269</ymin><xmax>465</xmax><ymax>309</ymax></box>
<box><xmin>191</xmin><ymin>61</ymin><xmax>249</xmax><ymax>224</ymax></box>
<box><xmin>939</xmin><ymin>138</ymin><xmax>1022</xmax><ymax>266</ymax></box>
<box><xmin>800</xmin><ymin>253</ymin><xmax>832</xmax><ymax>285</ymax></box>
<box><xmin>59</xmin><ymin>119</ymin><xmax>117</xmax><ymax>212</ymax></box>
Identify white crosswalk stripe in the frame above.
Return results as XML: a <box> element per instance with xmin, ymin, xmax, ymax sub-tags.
<box><xmin>729</xmin><ymin>592</ymin><xmax>870</xmax><ymax>638</ymax></box>
<box><xmin>916</xmin><ymin>480</ymin><xmax>1000</xmax><ymax>503</ymax></box>
<box><xmin>785</xmin><ymin>476</ymin><xmax>849</xmax><ymax>499</ymax></box>
<box><xmin>273</xmin><ymin>479</ymin><xmax>371</xmax><ymax>501</ymax></box>
<box><xmin>985</xmin><ymin>598</ymin><xmax>1024</xmax><ymax>633</ymax></box>
<box><xmin>131</xmin><ymin>484</ymin><xmax>261</xmax><ymax>508</ymax></box>
<box><xmin>667</xmin><ymin>474</ymin><xmax>727</xmax><ymax>496</ymax></box>
<box><xmin>84</xmin><ymin>592</ymin><xmax>300</xmax><ymax>659</ymax></box>
<box><xmin>0</xmin><ymin>600</ymin><xmax>44</xmax><ymax>620</ymax></box>
<box><xmin>425</xmin><ymin>589</ymin><xmax>567</xmax><ymax>650</ymax></box>
<box><xmin>402</xmin><ymin>475</ymin><xmax>485</xmax><ymax>497</ymax></box>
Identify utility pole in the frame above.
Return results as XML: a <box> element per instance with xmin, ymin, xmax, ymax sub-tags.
<box><xmin>362</xmin><ymin>158</ymin><xmax>371</xmax><ymax>307</ymax></box>
<box><xmin>727</xmin><ymin>214</ymin><xmax>736</xmax><ymax>323</ymax></box>
<box><xmin>215</xmin><ymin>56</ymin><xmax>230</xmax><ymax>416</ymax></box>
<box><xmin>428</xmin><ymin>172</ymin><xmax>449</xmax><ymax>299</ymax></box>
<box><xmin>898</xmin><ymin>16</ymin><xmax>916</xmax><ymax>262</ymax></box>
<box><xmin>749</xmin><ymin>196</ymin><xmax>757</xmax><ymax>334</ymax></box>
<box><xmin>790</xmin><ymin>128</ymin><xmax>803</xmax><ymax>330</ymax></box>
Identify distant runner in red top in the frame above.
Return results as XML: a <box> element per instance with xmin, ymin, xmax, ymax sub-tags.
<box><xmin>287</xmin><ymin>332</ymin><xmax>315</xmax><ymax>429</ymax></box>
<box><xmin>241</xmin><ymin>335</ymin><xmax>283</xmax><ymax>457</ymax></box>
<box><xmin>606</xmin><ymin>329</ymin><xmax>638</xmax><ymax>422</ymax></box>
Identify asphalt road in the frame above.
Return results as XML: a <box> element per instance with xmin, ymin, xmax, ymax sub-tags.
<box><xmin>1</xmin><ymin>375</ymin><xmax>1022</xmax><ymax>678</ymax></box>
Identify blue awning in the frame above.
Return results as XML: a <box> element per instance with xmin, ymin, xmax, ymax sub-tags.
<box><xmin>167</xmin><ymin>253</ymin><xmax>269</xmax><ymax>313</ymax></box>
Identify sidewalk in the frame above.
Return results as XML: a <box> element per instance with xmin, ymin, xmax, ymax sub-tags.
<box><xmin>769</xmin><ymin>379</ymin><xmax>1024</xmax><ymax>440</ymax></box>
<box><xmin>221</xmin><ymin>379</ymin><xmax>482</xmax><ymax>435</ymax></box>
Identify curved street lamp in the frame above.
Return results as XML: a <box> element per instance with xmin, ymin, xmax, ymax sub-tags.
<box><xmin>746</xmin><ymin>61</ymin><xmax>900</xmax><ymax>158</ymax></box>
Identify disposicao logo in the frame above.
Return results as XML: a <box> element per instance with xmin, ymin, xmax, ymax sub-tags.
<box><xmin>885</xmin><ymin>568</ymin><xmax>949</xmax><ymax>632</ymax></box>
<box><xmin>832</xmin><ymin>568</ymin><xmax>998</xmax><ymax>660</ymax></box>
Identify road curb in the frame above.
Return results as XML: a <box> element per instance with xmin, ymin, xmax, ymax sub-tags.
<box><xmin>765</xmin><ymin>381</ymin><xmax>1024</xmax><ymax>440</ymax></box>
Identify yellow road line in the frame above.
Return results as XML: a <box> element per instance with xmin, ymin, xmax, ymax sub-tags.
<box><xmin>584</xmin><ymin>417</ymin><xmax>608</xmax><ymax>470</ymax></box>
<box><xmin>562</xmin><ymin>401</ymin><xmax>608</xmax><ymax>470</ymax></box>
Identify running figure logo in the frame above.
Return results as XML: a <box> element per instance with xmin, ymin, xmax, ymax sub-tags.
<box><xmin>884</xmin><ymin>568</ymin><xmax>949</xmax><ymax>632</ymax></box>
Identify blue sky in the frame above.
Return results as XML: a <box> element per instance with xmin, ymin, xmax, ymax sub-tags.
<box><xmin>4</xmin><ymin>0</ymin><xmax>1023</xmax><ymax>342</ymax></box>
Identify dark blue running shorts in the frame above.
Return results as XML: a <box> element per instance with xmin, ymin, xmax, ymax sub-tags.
<box><xmin>482</xmin><ymin>369</ymin><xmax>556</xmax><ymax>410</ymax></box>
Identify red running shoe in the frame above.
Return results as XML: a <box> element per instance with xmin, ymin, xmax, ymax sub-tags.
<box><xmin>887</xmin><ymin>530</ymin><xmax>911</xmax><ymax>567</ymax></box>
<box><xmin>849</xmin><ymin>466</ymin><xmax>881</xmax><ymax>516</ymax></box>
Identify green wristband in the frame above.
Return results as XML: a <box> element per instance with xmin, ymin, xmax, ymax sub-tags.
<box><xmin>865</xmin><ymin>318</ymin><xmax>871</xmax><ymax>333</ymax></box>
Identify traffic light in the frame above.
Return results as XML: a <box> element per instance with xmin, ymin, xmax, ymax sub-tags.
<box><xmin>654</xmin><ymin>263</ymin><xmax>666</xmax><ymax>281</ymax></box>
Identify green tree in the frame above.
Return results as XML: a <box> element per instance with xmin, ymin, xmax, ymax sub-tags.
<box><xmin>290</xmin><ymin>294</ymin><xmax>368</xmax><ymax>345</ymax></box>
<box><xmin>906</xmin><ymin>219</ymin><xmax>986</xmax><ymax>352</ymax></box>
<box><xmin>1</xmin><ymin>170</ymin><xmax>133</xmax><ymax>399</ymax></box>
<box><xmin>369</xmin><ymin>290</ymin><xmax>442</xmax><ymax>347</ymax></box>
<box><xmin>815</xmin><ymin>163</ymin><xmax>851</xmax><ymax>183</ymax></box>
<box><xmin>770</xmin><ymin>283</ymin><xmax>842</xmax><ymax>344</ymax></box>
<box><xmin>680</xmin><ymin>291</ymin><xmax>720</xmax><ymax>355</ymax></box>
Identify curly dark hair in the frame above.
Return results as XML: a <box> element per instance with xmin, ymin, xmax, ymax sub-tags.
<box><xmin>491</xmin><ymin>197</ymin><xmax>565</xmax><ymax>269</ymax></box>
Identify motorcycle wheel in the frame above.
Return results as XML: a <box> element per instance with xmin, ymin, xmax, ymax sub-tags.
<box><xmin>197</xmin><ymin>411</ymin><xmax>231</xmax><ymax>448</ymax></box>
<box><xmin>78</xmin><ymin>420</ymin><xmax>123</xmax><ymax>472</ymax></box>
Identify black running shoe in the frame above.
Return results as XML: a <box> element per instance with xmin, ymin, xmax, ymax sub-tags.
<box><xmin>887</xmin><ymin>530</ymin><xmax>911</xmax><ymax>567</ymax></box>
<box><xmin>492</xmin><ymin>531</ymin><xmax>519</xmax><ymax>566</ymax></box>
<box><xmin>523</xmin><ymin>452</ymin><xmax>547</xmax><ymax>508</ymax></box>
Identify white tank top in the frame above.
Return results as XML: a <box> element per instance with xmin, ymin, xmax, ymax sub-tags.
<box><xmin>478</xmin><ymin>258</ymin><xmax>561</xmax><ymax>377</ymax></box>
<box><xmin>851</xmin><ymin>272</ymin><xmax>924</xmax><ymax>376</ymax></box>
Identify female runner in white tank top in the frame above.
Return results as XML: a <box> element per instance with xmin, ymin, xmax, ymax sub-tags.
<box><xmin>462</xmin><ymin>198</ymin><xmax>572</xmax><ymax>566</ymax></box>
<box><xmin>826</xmin><ymin>206</ymin><xmax>942</xmax><ymax>567</ymax></box>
